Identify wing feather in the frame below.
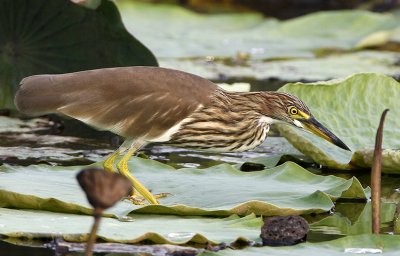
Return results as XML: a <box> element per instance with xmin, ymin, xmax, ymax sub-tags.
<box><xmin>15</xmin><ymin>67</ymin><xmax>218</xmax><ymax>139</ymax></box>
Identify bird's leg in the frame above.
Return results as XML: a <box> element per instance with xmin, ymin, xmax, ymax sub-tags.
<box><xmin>103</xmin><ymin>150</ymin><xmax>120</xmax><ymax>173</ymax></box>
<box><xmin>116</xmin><ymin>140</ymin><xmax>159</xmax><ymax>205</ymax></box>
<box><xmin>103</xmin><ymin>139</ymin><xmax>132</xmax><ymax>172</ymax></box>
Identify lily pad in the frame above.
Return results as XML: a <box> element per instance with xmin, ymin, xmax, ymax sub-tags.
<box><xmin>277</xmin><ymin>73</ymin><xmax>400</xmax><ymax>173</ymax></box>
<box><xmin>0</xmin><ymin>208</ymin><xmax>262</xmax><ymax>244</ymax></box>
<box><xmin>0</xmin><ymin>0</ymin><xmax>157</xmax><ymax>109</ymax></box>
<box><xmin>311</xmin><ymin>202</ymin><xmax>397</xmax><ymax>235</ymax></box>
<box><xmin>200</xmin><ymin>234</ymin><xmax>400</xmax><ymax>256</ymax></box>
<box><xmin>0</xmin><ymin>158</ymin><xmax>366</xmax><ymax>216</ymax></box>
<box><xmin>117</xmin><ymin>1</ymin><xmax>400</xmax><ymax>84</ymax></box>
<box><xmin>117</xmin><ymin>1</ymin><xmax>398</xmax><ymax>59</ymax></box>
<box><xmin>160</xmin><ymin>51</ymin><xmax>400</xmax><ymax>84</ymax></box>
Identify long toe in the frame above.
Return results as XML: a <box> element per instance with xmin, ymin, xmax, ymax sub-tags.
<box><xmin>154</xmin><ymin>192</ymin><xmax>171</xmax><ymax>199</ymax></box>
<box><xmin>123</xmin><ymin>195</ymin><xmax>146</xmax><ymax>205</ymax></box>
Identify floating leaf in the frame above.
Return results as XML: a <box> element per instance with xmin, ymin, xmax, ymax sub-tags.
<box><xmin>200</xmin><ymin>234</ymin><xmax>400</xmax><ymax>256</ymax></box>
<box><xmin>117</xmin><ymin>1</ymin><xmax>398</xmax><ymax>59</ymax></box>
<box><xmin>117</xmin><ymin>1</ymin><xmax>400</xmax><ymax>84</ymax></box>
<box><xmin>0</xmin><ymin>208</ymin><xmax>262</xmax><ymax>244</ymax></box>
<box><xmin>311</xmin><ymin>202</ymin><xmax>397</xmax><ymax>235</ymax></box>
<box><xmin>277</xmin><ymin>73</ymin><xmax>400</xmax><ymax>173</ymax></box>
<box><xmin>1</xmin><ymin>207</ymin><xmax>399</xmax><ymax>250</ymax></box>
<box><xmin>161</xmin><ymin>51</ymin><xmax>400</xmax><ymax>85</ymax></box>
<box><xmin>0</xmin><ymin>0</ymin><xmax>157</xmax><ymax>108</ymax></box>
<box><xmin>0</xmin><ymin>158</ymin><xmax>365</xmax><ymax>216</ymax></box>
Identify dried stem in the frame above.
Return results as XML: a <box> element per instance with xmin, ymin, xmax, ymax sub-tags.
<box><xmin>371</xmin><ymin>109</ymin><xmax>389</xmax><ymax>234</ymax></box>
<box><xmin>85</xmin><ymin>208</ymin><xmax>103</xmax><ymax>256</ymax></box>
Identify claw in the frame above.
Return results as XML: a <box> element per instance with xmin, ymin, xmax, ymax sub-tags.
<box><xmin>123</xmin><ymin>195</ymin><xmax>146</xmax><ymax>205</ymax></box>
<box><xmin>154</xmin><ymin>192</ymin><xmax>171</xmax><ymax>199</ymax></box>
<box><xmin>123</xmin><ymin>190</ymin><xmax>170</xmax><ymax>205</ymax></box>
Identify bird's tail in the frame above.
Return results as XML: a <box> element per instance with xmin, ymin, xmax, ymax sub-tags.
<box><xmin>14</xmin><ymin>75</ymin><xmax>63</xmax><ymax>116</ymax></box>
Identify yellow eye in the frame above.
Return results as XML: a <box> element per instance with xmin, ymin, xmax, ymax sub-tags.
<box><xmin>288</xmin><ymin>106</ymin><xmax>298</xmax><ymax>115</ymax></box>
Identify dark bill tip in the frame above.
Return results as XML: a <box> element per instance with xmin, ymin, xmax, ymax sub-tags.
<box><xmin>331</xmin><ymin>135</ymin><xmax>351</xmax><ymax>151</ymax></box>
<box><xmin>303</xmin><ymin>117</ymin><xmax>351</xmax><ymax>151</ymax></box>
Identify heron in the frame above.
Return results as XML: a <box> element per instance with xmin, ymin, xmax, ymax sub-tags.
<box><xmin>14</xmin><ymin>66</ymin><xmax>350</xmax><ymax>205</ymax></box>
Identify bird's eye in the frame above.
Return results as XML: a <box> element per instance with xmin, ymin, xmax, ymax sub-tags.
<box><xmin>288</xmin><ymin>106</ymin><xmax>298</xmax><ymax>115</ymax></box>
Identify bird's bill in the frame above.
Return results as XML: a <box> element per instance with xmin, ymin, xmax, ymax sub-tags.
<box><xmin>299</xmin><ymin>117</ymin><xmax>351</xmax><ymax>151</ymax></box>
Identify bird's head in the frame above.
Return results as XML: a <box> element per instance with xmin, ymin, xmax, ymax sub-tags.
<box><xmin>263</xmin><ymin>92</ymin><xmax>350</xmax><ymax>151</ymax></box>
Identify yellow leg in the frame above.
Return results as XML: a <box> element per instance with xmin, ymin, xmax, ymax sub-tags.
<box><xmin>103</xmin><ymin>139</ymin><xmax>132</xmax><ymax>172</ymax></box>
<box><xmin>103</xmin><ymin>150</ymin><xmax>120</xmax><ymax>172</ymax></box>
<box><xmin>116</xmin><ymin>145</ymin><xmax>159</xmax><ymax>205</ymax></box>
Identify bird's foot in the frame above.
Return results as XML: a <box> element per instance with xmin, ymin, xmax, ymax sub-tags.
<box><xmin>123</xmin><ymin>192</ymin><xmax>171</xmax><ymax>205</ymax></box>
<box><xmin>154</xmin><ymin>192</ymin><xmax>171</xmax><ymax>199</ymax></box>
<box><xmin>124</xmin><ymin>195</ymin><xmax>146</xmax><ymax>205</ymax></box>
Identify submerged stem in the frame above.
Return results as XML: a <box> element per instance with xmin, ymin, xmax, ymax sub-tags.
<box><xmin>85</xmin><ymin>208</ymin><xmax>103</xmax><ymax>256</ymax></box>
<box><xmin>371</xmin><ymin>109</ymin><xmax>389</xmax><ymax>234</ymax></box>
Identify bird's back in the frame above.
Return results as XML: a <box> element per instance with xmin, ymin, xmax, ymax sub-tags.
<box><xmin>15</xmin><ymin>66</ymin><xmax>218</xmax><ymax>140</ymax></box>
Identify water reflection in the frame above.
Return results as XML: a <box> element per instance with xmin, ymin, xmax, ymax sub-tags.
<box><xmin>309</xmin><ymin>202</ymin><xmax>397</xmax><ymax>240</ymax></box>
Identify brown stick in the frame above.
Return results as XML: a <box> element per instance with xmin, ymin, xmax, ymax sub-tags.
<box><xmin>85</xmin><ymin>208</ymin><xmax>103</xmax><ymax>256</ymax></box>
<box><xmin>371</xmin><ymin>109</ymin><xmax>389</xmax><ymax>234</ymax></box>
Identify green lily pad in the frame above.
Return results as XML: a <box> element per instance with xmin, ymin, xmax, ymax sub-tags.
<box><xmin>117</xmin><ymin>1</ymin><xmax>398</xmax><ymax>59</ymax></box>
<box><xmin>161</xmin><ymin>51</ymin><xmax>400</xmax><ymax>84</ymax></box>
<box><xmin>0</xmin><ymin>0</ymin><xmax>157</xmax><ymax>109</ymax></box>
<box><xmin>277</xmin><ymin>73</ymin><xmax>400</xmax><ymax>173</ymax></box>
<box><xmin>311</xmin><ymin>202</ymin><xmax>397</xmax><ymax>235</ymax></box>
<box><xmin>117</xmin><ymin>1</ymin><xmax>400</xmax><ymax>84</ymax></box>
<box><xmin>0</xmin><ymin>208</ymin><xmax>262</xmax><ymax>244</ymax></box>
<box><xmin>0</xmin><ymin>158</ymin><xmax>366</xmax><ymax>216</ymax></box>
<box><xmin>200</xmin><ymin>234</ymin><xmax>400</xmax><ymax>256</ymax></box>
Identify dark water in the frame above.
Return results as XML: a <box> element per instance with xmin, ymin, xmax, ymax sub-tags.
<box><xmin>0</xmin><ymin>240</ymin><xmax>53</xmax><ymax>256</ymax></box>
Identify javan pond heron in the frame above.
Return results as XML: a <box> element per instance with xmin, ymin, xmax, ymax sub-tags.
<box><xmin>15</xmin><ymin>66</ymin><xmax>350</xmax><ymax>205</ymax></box>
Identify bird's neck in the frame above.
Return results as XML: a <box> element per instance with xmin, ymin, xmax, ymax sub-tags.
<box><xmin>218</xmin><ymin>89</ymin><xmax>279</xmax><ymax>122</ymax></box>
<box><xmin>168</xmin><ymin>89</ymin><xmax>273</xmax><ymax>152</ymax></box>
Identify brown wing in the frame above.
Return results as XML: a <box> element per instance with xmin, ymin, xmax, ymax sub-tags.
<box><xmin>15</xmin><ymin>66</ymin><xmax>218</xmax><ymax>139</ymax></box>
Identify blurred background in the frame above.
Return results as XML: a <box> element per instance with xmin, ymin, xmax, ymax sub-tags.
<box><xmin>2</xmin><ymin>0</ymin><xmax>400</xmax><ymax>110</ymax></box>
<box><xmin>114</xmin><ymin>0</ymin><xmax>400</xmax><ymax>92</ymax></box>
